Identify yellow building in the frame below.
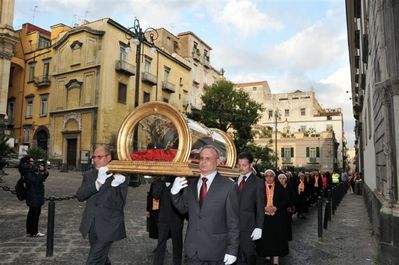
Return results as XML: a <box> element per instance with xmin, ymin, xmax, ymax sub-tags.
<box><xmin>49</xmin><ymin>18</ymin><xmax>192</xmax><ymax>169</ymax></box>
<box><xmin>8</xmin><ymin>23</ymin><xmax>52</xmax><ymax>151</ymax></box>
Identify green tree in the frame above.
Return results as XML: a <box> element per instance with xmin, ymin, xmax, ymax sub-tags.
<box><xmin>187</xmin><ymin>79</ymin><xmax>264</xmax><ymax>152</ymax></box>
<box><xmin>27</xmin><ymin>146</ymin><xmax>48</xmax><ymax>160</ymax></box>
<box><xmin>244</xmin><ymin>143</ymin><xmax>275</xmax><ymax>172</ymax></box>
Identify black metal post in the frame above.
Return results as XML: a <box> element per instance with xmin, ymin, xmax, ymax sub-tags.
<box><xmin>46</xmin><ymin>197</ymin><xmax>55</xmax><ymax>257</ymax></box>
<box><xmin>327</xmin><ymin>189</ymin><xmax>332</xmax><ymax>221</ymax></box>
<box><xmin>317</xmin><ymin>196</ymin><xmax>323</xmax><ymax>240</ymax></box>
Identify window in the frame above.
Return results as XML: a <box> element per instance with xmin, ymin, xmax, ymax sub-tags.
<box><xmin>23</xmin><ymin>128</ymin><xmax>31</xmax><ymax>143</ymax></box>
<box><xmin>39</xmin><ymin>94</ymin><xmax>48</xmax><ymax>116</ymax></box>
<box><xmin>306</xmin><ymin>147</ymin><xmax>320</xmax><ymax>158</ymax></box>
<box><xmin>300</xmin><ymin>126</ymin><xmax>306</xmax><ymax>132</ymax></box>
<box><xmin>193</xmin><ymin>64</ymin><xmax>198</xmax><ymax>82</ymax></box>
<box><xmin>300</xmin><ymin>108</ymin><xmax>306</xmax><ymax>116</ymax></box>
<box><xmin>43</xmin><ymin>60</ymin><xmax>50</xmax><ymax>80</ymax></box>
<box><xmin>281</xmin><ymin>147</ymin><xmax>294</xmax><ymax>163</ymax></box>
<box><xmin>28</xmin><ymin>63</ymin><xmax>35</xmax><ymax>82</ymax></box>
<box><xmin>253</xmin><ymin>87</ymin><xmax>257</xmax><ymax>91</ymax></box>
<box><xmin>38</xmin><ymin>37</ymin><xmax>51</xmax><ymax>49</ymax></box>
<box><xmin>285</xmin><ymin>109</ymin><xmax>289</xmax><ymax>116</ymax></box>
<box><xmin>326</xmin><ymin>116</ymin><xmax>332</xmax><ymax>120</ymax></box>
<box><xmin>144</xmin><ymin>57</ymin><xmax>152</xmax><ymax>73</ymax></box>
<box><xmin>120</xmin><ymin>46</ymin><xmax>127</xmax><ymax>62</ymax></box>
<box><xmin>164</xmin><ymin>66</ymin><xmax>170</xmax><ymax>82</ymax></box>
<box><xmin>25</xmin><ymin>97</ymin><xmax>33</xmax><ymax>118</ymax></box>
<box><xmin>7</xmin><ymin>100</ymin><xmax>15</xmax><ymax>124</ymax></box>
<box><xmin>143</xmin><ymin>92</ymin><xmax>151</xmax><ymax>103</ymax></box>
<box><xmin>118</xmin><ymin>83</ymin><xmax>127</xmax><ymax>104</ymax></box>
<box><xmin>163</xmin><ymin>97</ymin><xmax>169</xmax><ymax>103</ymax></box>
<box><xmin>326</xmin><ymin>125</ymin><xmax>333</xmax><ymax>131</ymax></box>
<box><xmin>8</xmin><ymin>67</ymin><xmax>14</xmax><ymax>87</ymax></box>
<box><xmin>268</xmin><ymin>110</ymin><xmax>273</xmax><ymax>119</ymax></box>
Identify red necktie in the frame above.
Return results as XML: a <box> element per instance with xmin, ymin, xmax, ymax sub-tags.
<box><xmin>239</xmin><ymin>176</ymin><xmax>247</xmax><ymax>192</ymax></box>
<box><xmin>199</xmin><ymin>178</ymin><xmax>208</xmax><ymax>208</ymax></box>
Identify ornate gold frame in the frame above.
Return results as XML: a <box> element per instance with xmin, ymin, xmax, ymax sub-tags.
<box><xmin>108</xmin><ymin>102</ymin><xmax>239</xmax><ymax>177</ymax></box>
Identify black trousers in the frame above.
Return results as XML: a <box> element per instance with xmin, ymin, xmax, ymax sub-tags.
<box><xmin>26</xmin><ymin>206</ymin><xmax>41</xmax><ymax>236</ymax></box>
<box><xmin>153</xmin><ymin>223</ymin><xmax>183</xmax><ymax>265</ymax></box>
<box><xmin>86</xmin><ymin>223</ymin><xmax>113</xmax><ymax>265</ymax></box>
<box><xmin>187</xmin><ymin>253</ymin><xmax>224</xmax><ymax>265</ymax></box>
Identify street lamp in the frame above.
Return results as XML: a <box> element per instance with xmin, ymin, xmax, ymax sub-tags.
<box><xmin>125</xmin><ymin>18</ymin><xmax>158</xmax><ymax>108</ymax></box>
<box><xmin>274</xmin><ymin>109</ymin><xmax>281</xmax><ymax>168</ymax></box>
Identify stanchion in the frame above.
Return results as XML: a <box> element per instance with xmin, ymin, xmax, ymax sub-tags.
<box><xmin>46</xmin><ymin>197</ymin><xmax>55</xmax><ymax>257</ymax></box>
<box><xmin>327</xmin><ymin>189</ymin><xmax>332</xmax><ymax>221</ymax></box>
<box><xmin>323</xmin><ymin>199</ymin><xmax>329</xmax><ymax>229</ymax></box>
<box><xmin>317</xmin><ymin>196</ymin><xmax>323</xmax><ymax>240</ymax></box>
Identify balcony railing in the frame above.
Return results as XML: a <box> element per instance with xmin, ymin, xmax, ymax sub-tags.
<box><xmin>141</xmin><ymin>71</ymin><xmax>157</xmax><ymax>85</ymax></box>
<box><xmin>115</xmin><ymin>60</ymin><xmax>136</xmax><ymax>76</ymax></box>
<box><xmin>34</xmin><ymin>75</ymin><xmax>51</xmax><ymax>88</ymax></box>
<box><xmin>282</xmin><ymin>157</ymin><xmax>292</xmax><ymax>164</ymax></box>
<box><xmin>162</xmin><ymin>81</ymin><xmax>176</xmax><ymax>93</ymax></box>
<box><xmin>203</xmin><ymin>56</ymin><xmax>210</xmax><ymax>68</ymax></box>
<box><xmin>192</xmin><ymin>49</ymin><xmax>201</xmax><ymax>61</ymax></box>
<box><xmin>307</xmin><ymin>157</ymin><xmax>319</xmax><ymax>164</ymax></box>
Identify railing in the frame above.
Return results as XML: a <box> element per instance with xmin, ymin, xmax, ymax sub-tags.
<box><xmin>115</xmin><ymin>60</ymin><xmax>136</xmax><ymax>76</ymax></box>
<box><xmin>34</xmin><ymin>75</ymin><xmax>51</xmax><ymax>87</ymax></box>
<box><xmin>162</xmin><ymin>81</ymin><xmax>176</xmax><ymax>93</ymax></box>
<box><xmin>141</xmin><ymin>71</ymin><xmax>157</xmax><ymax>85</ymax></box>
<box><xmin>308</xmin><ymin>157</ymin><xmax>319</xmax><ymax>163</ymax></box>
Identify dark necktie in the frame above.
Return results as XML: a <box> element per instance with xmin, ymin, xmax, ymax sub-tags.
<box><xmin>199</xmin><ymin>178</ymin><xmax>208</xmax><ymax>208</ymax></box>
<box><xmin>239</xmin><ymin>176</ymin><xmax>247</xmax><ymax>192</ymax></box>
<box><xmin>268</xmin><ymin>185</ymin><xmax>272</xmax><ymax>189</ymax></box>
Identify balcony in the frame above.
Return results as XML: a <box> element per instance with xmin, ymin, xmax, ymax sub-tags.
<box><xmin>203</xmin><ymin>56</ymin><xmax>210</xmax><ymax>68</ymax></box>
<box><xmin>307</xmin><ymin>157</ymin><xmax>319</xmax><ymax>164</ymax></box>
<box><xmin>34</xmin><ymin>75</ymin><xmax>51</xmax><ymax>88</ymax></box>
<box><xmin>282</xmin><ymin>157</ymin><xmax>292</xmax><ymax>164</ymax></box>
<box><xmin>141</xmin><ymin>71</ymin><xmax>157</xmax><ymax>85</ymax></box>
<box><xmin>192</xmin><ymin>49</ymin><xmax>201</xmax><ymax>62</ymax></box>
<box><xmin>162</xmin><ymin>81</ymin><xmax>176</xmax><ymax>93</ymax></box>
<box><xmin>115</xmin><ymin>60</ymin><xmax>136</xmax><ymax>76</ymax></box>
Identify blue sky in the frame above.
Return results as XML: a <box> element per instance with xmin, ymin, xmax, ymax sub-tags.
<box><xmin>13</xmin><ymin>0</ymin><xmax>354</xmax><ymax>147</ymax></box>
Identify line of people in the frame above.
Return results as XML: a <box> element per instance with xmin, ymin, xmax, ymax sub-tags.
<box><xmin>75</xmin><ymin>145</ymin><xmax>339</xmax><ymax>265</ymax></box>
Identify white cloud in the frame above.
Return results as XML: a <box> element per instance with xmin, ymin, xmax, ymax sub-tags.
<box><xmin>213</xmin><ymin>0</ymin><xmax>283</xmax><ymax>36</ymax></box>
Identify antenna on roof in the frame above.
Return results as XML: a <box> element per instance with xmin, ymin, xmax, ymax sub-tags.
<box><xmin>84</xmin><ymin>10</ymin><xmax>89</xmax><ymax>20</ymax></box>
<box><xmin>32</xmin><ymin>5</ymin><xmax>38</xmax><ymax>24</ymax></box>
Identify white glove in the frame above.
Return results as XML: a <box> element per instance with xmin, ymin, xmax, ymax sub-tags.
<box><xmin>223</xmin><ymin>254</ymin><xmax>236</xmax><ymax>265</ymax></box>
<box><xmin>251</xmin><ymin>228</ymin><xmax>262</xmax><ymax>241</ymax></box>
<box><xmin>171</xmin><ymin>177</ymin><xmax>188</xmax><ymax>195</ymax></box>
<box><xmin>97</xmin><ymin>166</ymin><xmax>113</xmax><ymax>184</ymax></box>
<box><xmin>111</xmin><ymin>174</ymin><xmax>126</xmax><ymax>187</ymax></box>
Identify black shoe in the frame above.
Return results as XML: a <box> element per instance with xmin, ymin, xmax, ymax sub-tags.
<box><xmin>105</xmin><ymin>257</ymin><xmax>111</xmax><ymax>265</ymax></box>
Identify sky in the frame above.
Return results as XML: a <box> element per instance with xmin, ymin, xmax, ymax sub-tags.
<box><xmin>13</xmin><ymin>0</ymin><xmax>354</xmax><ymax>148</ymax></box>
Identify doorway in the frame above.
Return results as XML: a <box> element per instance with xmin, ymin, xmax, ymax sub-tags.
<box><xmin>66</xmin><ymin>138</ymin><xmax>77</xmax><ymax>169</ymax></box>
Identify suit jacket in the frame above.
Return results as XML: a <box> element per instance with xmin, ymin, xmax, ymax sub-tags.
<box><xmin>76</xmin><ymin>169</ymin><xmax>128</xmax><ymax>242</ymax></box>
<box><xmin>236</xmin><ymin>173</ymin><xmax>265</xmax><ymax>232</ymax></box>
<box><xmin>152</xmin><ymin>181</ymin><xmax>184</xmax><ymax>226</ymax></box>
<box><xmin>171</xmin><ymin>173</ymin><xmax>240</xmax><ymax>261</ymax></box>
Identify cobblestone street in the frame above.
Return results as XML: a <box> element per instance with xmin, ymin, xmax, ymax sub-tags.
<box><xmin>0</xmin><ymin>168</ymin><xmax>378</xmax><ymax>265</ymax></box>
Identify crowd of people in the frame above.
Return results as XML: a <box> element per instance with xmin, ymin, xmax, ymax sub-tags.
<box><xmin>16</xmin><ymin>144</ymin><xmax>361</xmax><ymax>265</ymax></box>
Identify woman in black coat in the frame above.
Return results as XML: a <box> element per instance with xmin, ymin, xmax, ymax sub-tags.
<box><xmin>19</xmin><ymin>156</ymin><xmax>48</xmax><ymax>237</ymax></box>
<box><xmin>256</xmin><ymin>169</ymin><xmax>289</xmax><ymax>265</ymax></box>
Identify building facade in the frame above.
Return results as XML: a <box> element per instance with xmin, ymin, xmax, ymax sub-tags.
<box><xmin>0</xmin><ymin>0</ymin><xmax>18</xmax><ymax>134</ymax></box>
<box><xmin>346</xmin><ymin>0</ymin><xmax>399</xmax><ymax>262</ymax></box>
<box><xmin>235</xmin><ymin>82</ymin><xmax>345</xmax><ymax>170</ymax></box>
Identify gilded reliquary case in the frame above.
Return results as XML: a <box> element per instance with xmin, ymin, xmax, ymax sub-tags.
<box><xmin>108</xmin><ymin>102</ymin><xmax>239</xmax><ymax>177</ymax></box>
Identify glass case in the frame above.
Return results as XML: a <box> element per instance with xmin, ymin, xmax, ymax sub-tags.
<box><xmin>108</xmin><ymin>102</ymin><xmax>238</xmax><ymax>177</ymax></box>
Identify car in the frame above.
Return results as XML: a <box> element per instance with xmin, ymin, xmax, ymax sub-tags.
<box><xmin>5</xmin><ymin>154</ymin><xmax>19</xmax><ymax>168</ymax></box>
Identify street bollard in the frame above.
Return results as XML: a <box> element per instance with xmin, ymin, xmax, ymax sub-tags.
<box><xmin>317</xmin><ymin>196</ymin><xmax>323</xmax><ymax>240</ymax></box>
<box><xmin>46</xmin><ymin>197</ymin><xmax>55</xmax><ymax>257</ymax></box>
<box><xmin>327</xmin><ymin>189</ymin><xmax>332</xmax><ymax>221</ymax></box>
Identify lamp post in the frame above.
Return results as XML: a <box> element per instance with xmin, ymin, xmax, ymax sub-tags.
<box><xmin>274</xmin><ymin>109</ymin><xmax>280</xmax><ymax>168</ymax></box>
<box><xmin>126</xmin><ymin>18</ymin><xmax>158</xmax><ymax>108</ymax></box>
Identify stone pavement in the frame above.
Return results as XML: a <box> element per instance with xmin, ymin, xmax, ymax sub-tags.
<box><xmin>0</xmin><ymin>168</ymin><xmax>378</xmax><ymax>265</ymax></box>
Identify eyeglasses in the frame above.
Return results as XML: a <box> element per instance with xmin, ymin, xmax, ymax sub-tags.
<box><xmin>91</xmin><ymin>154</ymin><xmax>109</xmax><ymax>160</ymax></box>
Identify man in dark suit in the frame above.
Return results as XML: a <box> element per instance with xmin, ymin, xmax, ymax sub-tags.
<box><xmin>171</xmin><ymin>145</ymin><xmax>239</xmax><ymax>265</ymax></box>
<box><xmin>152</xmin><ymin>176</ymin><xmax>185</xmax><ymax>265</ymax></box>
<box><xmin>77</xmin><ymin>145</ymin><xmax>128</xmax><ymax>265</ymax></box>
<box><xmin>235</xmin><ymin>152</ymin><xmax>265</xmax><ymax>265</ymax></box>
